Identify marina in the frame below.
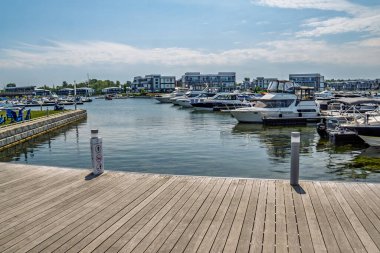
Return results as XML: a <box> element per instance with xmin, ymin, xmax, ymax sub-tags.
<box><xmin>1</xmin><ymin>98</ymin><xmax>380</xmax><ymax>182</ymax></box>
<box><xmin>1</xmin><ymin>163</ymin><xmax>380</xmax><ymax>252</ymax></box>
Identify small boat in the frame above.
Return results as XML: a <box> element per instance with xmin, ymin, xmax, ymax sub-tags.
<box><xmin>105</xmin><ymin>95</ymin><xmax>113</xmax><ymax>100</ymax></box>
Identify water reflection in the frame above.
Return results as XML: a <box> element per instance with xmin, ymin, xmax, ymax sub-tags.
<box><xmin>232</xmin><ymin>123</ymin><xmax>316</xmax><ymax>160</ymax></box>
<box><xmin>0</xmin><ymin>120</ymin><xmax>86</xmax><ymax>163</ymax></box>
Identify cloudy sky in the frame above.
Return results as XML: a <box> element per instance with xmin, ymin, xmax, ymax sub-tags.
<box><xmin>0</xmin><ymin>0</ymin><xmax>379</xmax><ymax>86</ymax></box>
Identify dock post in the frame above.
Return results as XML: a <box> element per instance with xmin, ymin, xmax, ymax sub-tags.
<box><xmin>290</xmin><ymin>132</ymin><xmax>300</xmax><ymax>186</ymax></box>
<box><xmin>90</xmin><ymin>129</ymin><xmax>104</xmax><ymax>175</ymax></box>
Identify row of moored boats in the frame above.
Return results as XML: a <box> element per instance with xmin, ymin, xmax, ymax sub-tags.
<box><xmin>155</xmin><ymin>80</ymin><xmax>380</xmax><ymax>146</ymax></box>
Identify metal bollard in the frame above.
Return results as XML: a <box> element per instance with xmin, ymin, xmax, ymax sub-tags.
<box><xmin>90</xmin><ymin>129</ymin><xmax>104</xmax><ymax>175</ymax></box>
<box><xmin>290</xmin><ymin>132</ymin><xmax>300</xmax><ymax>186</ymax></box>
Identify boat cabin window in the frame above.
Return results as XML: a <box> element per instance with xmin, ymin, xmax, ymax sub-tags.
<box><xmin>214</xmin><ymin>94</ymin><xmax>237</xmax><ymax>100</ymax></box>
<box><xmin>255</xmin><ymin>99</ymin><xmax>295</xmax><ymax>108</ymax></box>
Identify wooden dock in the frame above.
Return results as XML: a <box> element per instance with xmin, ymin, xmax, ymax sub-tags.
<box><xmin>0</xmin><ymin>163</ymin><xmax>379</xmax><ymax>253</ymax></box>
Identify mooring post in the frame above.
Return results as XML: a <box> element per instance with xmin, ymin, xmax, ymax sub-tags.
<box><xmin>290</xmin><ymin>132</ymin><xmax>300</xmax><ymax>186</ymax></box>
<box><xmin>90</xmin><ymin>129</ymin><xmax>104</xmax><ymax>175</ymax></box>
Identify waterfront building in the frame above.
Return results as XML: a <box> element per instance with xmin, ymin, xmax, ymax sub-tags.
<box><xmin>76</xmin><ymin>87</ymin><xmax>95</xmax><ymax>97</ymax></box>
<box><xmin>1</xmin><ymin>85</ymin><xmax>36</xmax><ymax>96</ymax></box>
<box><xmin>289</xmin><ymin>73</ymin><xmax>324</xmax><ymax>91</ymax></box>
<box><xmin>132</xmin><ymin>74</ymin><xmax>176</xmax><ymax>92</ymax></box>
<box><xmin>255</xmin><ymin>77</ymin><xmax>278</xmax><ymax>89</ymax></box>
<box><xmin>326</xmin><ymin>79</ymin><xmax>379</xmax><ymax>91</ymax></box>
<box><xmin>181</xmin><ymin>72</ymin><xmax>236</xmax><ymax>91</ymax></box>
<box><xmin>34</xmin><ymin>88</ymin><xmax>52</xmax><ymax>96</ymax></box>
<box><xmin>57</xmin><ymin>88</ymin><xmax>74</xmax><ymax>96</ymax></box>
<box><xmin>102</xmin><ymin>87</ymin><xmax>123</xmax><ymax>94</ymax></box>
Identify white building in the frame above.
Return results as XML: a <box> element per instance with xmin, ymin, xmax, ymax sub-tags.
<box><xmin>181</xmin><ymin>72</ymin><xmax>236</xmax><ymax>91</ymax></box>
<box><xmin>132</xmin><ymin>74</ymin><xmax>176</xmax><ymax>92</ymax></box>
<box><xmin>289</xmin><ymin>73</ymin><xmax>324</xmax><ymax>91</ymax></box>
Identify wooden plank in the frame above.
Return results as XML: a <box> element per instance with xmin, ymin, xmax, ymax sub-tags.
<box><xmin>291</xmin><ymin>184</ymin><xmax>314</xmax><ymax>253</ymax></box>
<box><xmin>313</xmin><ymin>182</ymin><xmax>353</xmax><ymax>253</ymax></box>
<box><xmin>24</xmin><ymin>174</ymin><xmax>147</xmax><ymax>253</ymax></box>
<box><xmin>262</xmin><ymin>180</ymin><xmax>276</xmax><ymax>253</ymax></box>
<box><xmin>209</xmin><ymin>179</ymin><xmax>246</xmax><ymax>253</ymax></box>
<box><xmin>71</xmin><ymin>176</ymin><xmax>178</xmax><ymax>253</ymax></box>
<box><xmin>337</xmin><ymin>183</ymin><xmax>380</xmax><ymax>249</ymax></box>
<box><xmin>0</xmin><ymin>171</ymin><xmax>91</xmax><ymax>223</ymax></box>
<box><xmin>0</xmin><ymin>171</ymin><xmax>82</xmax><ymax>210</ymax></box>
<box><xmin>321</xmin><ymin>182</ymin><xmax>366</xmax><ymax>252</ymax></box>
<box><xmin>367</xmin><ymin>183</ymin><xmax>380</xmax><ymax>198</ymax></box>
<box><xmin>99</xmin><ymin>176</ymin><xmax>203</xmax><ymax>252</ymax></box>
<box><xmin>304</xmin><ymin>182</ymin><xmax>340</xmax><ymax>253</ymax></box>
<box><xmin>352</xmin><ymin>183</ymin><xmax>380</xmax><ymax>220</ymax></box>
<box><xmin>223</xmin><ymin>180</ymin><xmax>253</xmax><ymax>253</ymax></box>
<box><xmin>327</xmin><ymin>182</ymin><xmax>378</xmax><ymax>252</ymax></box>
<box><xmin>111</xmin><ymin>178</ymin><xmax>207</xmax><ymax>252</ymax></box>
<box><xmin>299</xmin><ymin>182</ymin><xmax>327</xmax><ymax>253</ymax></box>
<box><xmin>275</xmin><ymin>180</ymin><xmax>288</xmax><ymax>253</ymax></box>
<box><xmin>127</xmin><ymin>178</ymin><xmax>221</xmax><ymax>253</ymax></box>
<box><xmin>180</xmin><ymin>179</ymin><xmax>239</xmax><ymax>253</ymax></box>
<box><xmin>46</xmin><ymin>175</ymin><xmax>170</xmax><ymax>253</ymax></box>
<box><xmin>155</xmin><ymin>178</ymin><xmax>224</xmax><ymax>253</ymax></box>
<box><xmin>357</xmin><ymin>183</ymin><xmax>380</xmax><ymax>210</ymax></box>
<box><xmin>0</xmin><ymin>173</ymin><xmax>141</xmax><ymax>253</ymax></box>
<box><xmin>0</xmin><ymin>172</ymin><xmax>129</xmax><ymax>238</ymax></box>
<box><xmin>282</xmin><ymin>180</ymin><xmax>300</xmax><ymax>253</ymax></box>
<box><xmin>156</xmin><ymin>179</ymin><xmax>232</xmax><ymax>253</ymax></box>
<box><xmin>249</xmin><ymin>180</ymin><xmax>268</xmax><ymax>253</ymax></box>
<box><xmin>236</xmin><ymin>180</ymin><xmax>260</xmax><ymax>253</ymax></box>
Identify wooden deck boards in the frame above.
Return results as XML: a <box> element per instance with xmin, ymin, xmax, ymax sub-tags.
<box><xmin>0</xmin><ymin>163</ymin><xmax>379</xmax><ymax>253</ymax></box>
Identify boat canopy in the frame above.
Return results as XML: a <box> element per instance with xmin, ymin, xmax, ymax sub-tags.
<box><xmin>329</xmin><ymin>97</ymin><xmax>380</xmax><ymax>105</ymax></box>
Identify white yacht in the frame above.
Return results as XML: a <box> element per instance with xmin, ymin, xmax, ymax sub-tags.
<box><xmin>154</xmin><ymin>88</ymin><xmax>188</xmax><ymax>103</ymax></box>
<box><xmin>190</xmin><ymin>93</ymin><xmax>252</xmax><ymax>111</ymax></box>
<box><xmin>230</xmin><ymin>81</ymin><xmax>320</xmax><ymax>123</ymax></box>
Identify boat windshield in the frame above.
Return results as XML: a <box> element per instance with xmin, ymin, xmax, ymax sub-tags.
<box><xmin>213</xmin><ymin>94</ymin><xmax>238</xmax><ymax>100</ymax></box>
<box><xmin>255</xmin><ymin>99</ymin><xmax>295</xmax><ymax>108</ymax></box>
<box><xmin>267</xmin><ymin>81</ymin><xmax>298</xmax><ymax>93</ymax></box>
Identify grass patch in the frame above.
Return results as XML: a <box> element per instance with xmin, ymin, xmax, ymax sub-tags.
<box><xmin>0</xmin><ymin>109</ymin><xmax>66</xmax><ymax>126</ymax></box>
<box><xmin>349</xmin><ymin>156</ymin><xmax>380</xmax><ymax>171</ymax></box>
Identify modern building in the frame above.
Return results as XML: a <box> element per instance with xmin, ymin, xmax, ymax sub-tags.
<box><xmin>57</xmin><ymin>88</ymin><xmax>74</xmax><ymax>96</ymax></box>
<box><xmin>255</xmin><ymin>77</ymin><xmax>278</xmax><ymax>89</ymax></box>
<box><xmin>289</xmin><ymin>73</ymin><xmax>324</xmax><ymax>91</ymax></box>
<box><xmin>102</xmin><ymin>87</ymin><xmax>123</xmax><ymax>94</ymax></box>
<box><xmin>326</xmin><ymin>79</ymin><xmax>379</xmax><ymax>91</ymax></box>
<box><xmin>132</xmin><ymin>75</ymin><xmax>176</xmax><ymax>92</ymax></box>
<box><xmin>34</xmin><ymin>88</ymin><xmax>52</xmax><ymax>96</ymax></box>
<box><xmin>76</xmin><ymin>87</ymin><xmax>95</xmax><ymax>96</ymax></box>
<box><xmin>1</xmin><ymin>85</ymin><xmax>36</xmax><ymax>96</ymax></box>
<box><xmin>181</xmin><ymin>72</ymin><xmax>236</xmax><ymax>91</ymax></box>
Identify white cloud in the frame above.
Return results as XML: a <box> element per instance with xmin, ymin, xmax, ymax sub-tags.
<box><xmin>0</xmin><ymin>39</ymin><xmax>379</xmax><ymax>69</ymax></box>
<box><xmin>251</xmin><ymin>0</ymin><xmax>360</xmax><ymax>13</ymax></box>
<box><xmin>251</xmin><ymin>0</ymin><xmax>380</xmax><ymax>37</ymax></box>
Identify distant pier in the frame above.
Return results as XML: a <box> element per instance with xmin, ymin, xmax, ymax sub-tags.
<box><xmin>0</xmin><ymin>163</ymin><xmax>379</xmax><ymax>252</ymax></box>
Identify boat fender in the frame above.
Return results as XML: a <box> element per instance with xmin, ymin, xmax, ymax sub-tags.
<box><xmin>299</xmin><ymin>113</ymin><xmax>302</xmax><ymax>117</ymax></box>
<box><xmin>279</xmin><ymin>114</ymin><xmax>282</xmax><ymax>118</ymax></box>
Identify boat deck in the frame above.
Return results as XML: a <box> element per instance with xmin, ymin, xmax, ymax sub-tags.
<box><xmin>1</xmin><ymin>163</ymin><xmax>380</xmax><ymax>252</ymax></box>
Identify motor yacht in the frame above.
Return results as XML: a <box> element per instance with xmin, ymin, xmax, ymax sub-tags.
<box><xmin>230</xmin><ymin>80</ymin><xmax>320</xmax><ymax>123</ymax></box>
<box><xmin>190</xmin><ymin>93</ymin><xmax>253</xmax><ymax>111</ymax></box>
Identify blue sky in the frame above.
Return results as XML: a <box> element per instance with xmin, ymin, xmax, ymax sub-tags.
<box><xmin>0</xmin><ymin>0</ymin><xmax>379</xmax><ymax>86</ymax></box>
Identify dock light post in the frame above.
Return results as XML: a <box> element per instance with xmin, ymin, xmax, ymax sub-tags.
<box><xmin>74</xmin><ymin>81</ymin><xmax>77</xmax><ymax>110</ymax></box>
<box><xmin>290</xmin><ymin>132</ymin><xmax>300</xmax><ymax>186</ymax></box>
<box><xmin>90</xmin><ymin>129</ymin><xmax>104</xmax><ymax>175</ymax></box>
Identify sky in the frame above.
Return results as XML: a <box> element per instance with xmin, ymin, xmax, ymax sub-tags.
<box><xmin>0</xmin><ymin>0</ymin><xmax>379</xmax><ymax>86</ymax></box>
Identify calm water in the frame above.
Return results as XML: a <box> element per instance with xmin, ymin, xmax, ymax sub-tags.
<box><xmin>1</xmin><ymin>98</ymin><xmax>379</xmax><ymax>182</ymax></box>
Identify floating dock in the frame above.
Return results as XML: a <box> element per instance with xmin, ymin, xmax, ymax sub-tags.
<box><xmin>0</xmin><ymin>163</ymin><xmax>379</xmax><ymax>252</ymax></box>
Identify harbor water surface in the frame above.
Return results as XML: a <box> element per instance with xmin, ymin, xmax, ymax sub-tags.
<box><xmin>1</xmin><ymin>98</ymin><xmax>379</xmax><ymax>182</ymax></box>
